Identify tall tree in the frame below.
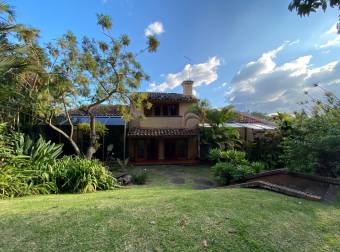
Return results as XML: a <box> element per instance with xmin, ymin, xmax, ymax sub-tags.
<box><xmin>0</xmin><ymin>1</ymin><xmax>41</xmax><ymax>128</ymax></box>
<box><xmin>288</xmin><ymin>0</ymin><xmax>340</xmax><ymax>34</ymax></box>
<box><xmin>32</xmin><ymin>14</ymin><xmax>159</xmax><ymax>159</ymax></box>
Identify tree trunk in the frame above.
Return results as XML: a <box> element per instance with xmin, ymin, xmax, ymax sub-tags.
<box><xmin>85</xmin><ymin>114</ymin><xmax>97</xmax><ymax>159</ymax></box>
<box><xmin>47</xmin><ymin>122</ymin><xmax>81</xmax><ymax>156</ymax></box>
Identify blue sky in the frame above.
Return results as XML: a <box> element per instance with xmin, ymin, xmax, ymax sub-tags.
<box><xmin>11</xmin><ymin>0</ymin><xmax>340</xmax><ymax>113</ymax></box>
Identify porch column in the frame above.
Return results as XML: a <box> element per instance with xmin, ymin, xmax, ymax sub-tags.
<box><xmin>158</xmin><ymin>138</ymin><xmax>164</xmax><ymax>160</ymax></box>
<box><xmin>187</xmin><ymin>137</ymin><xmax>193</xmax><ymax>160</ymax></box>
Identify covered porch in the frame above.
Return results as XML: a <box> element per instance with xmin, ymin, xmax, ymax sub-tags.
<box><xmin>128</xmin><ymin>128</ymin><xmax>198</xmax><ymax>164</ymax></box>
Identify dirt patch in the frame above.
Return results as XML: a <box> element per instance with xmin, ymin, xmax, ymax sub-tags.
<box><xmin>248</xmin><ymin>174</ymin><xmax>329</xmax><ymax>198</ymax></box>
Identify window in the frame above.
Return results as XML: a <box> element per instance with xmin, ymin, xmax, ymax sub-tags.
<box><xmin>162</xmin><ymin>104</ymin><xmax>169</xmax><ymax>116</ymax></box>
<box><xmin>154</xmin><ymin>104</ymin><xmax>161</xmax><ymax>116</ymax></box>
<box><xmin>145</xmin><ymin>103</ymin><xmax>179</xmax><ymax>116</ymax></box>
<box><xmin>169</xmin><ymin>104</ymin><xmax>179</xmax><ymax>116</ymax></box>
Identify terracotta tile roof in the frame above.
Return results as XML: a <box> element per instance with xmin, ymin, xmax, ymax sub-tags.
<box><xmin>70</xmin><ymin>105</ymin><xmax>122</xmax><ymax>116</ymax></box>
<box><xmin>128</xmin><ymin>128</ymin><xmax>197</xmax><ymax>137</ymax></box>
<box><xmin>146</xmin><ymin>92</ymin><xmax>198</xmax><ymax>103</ymax></box>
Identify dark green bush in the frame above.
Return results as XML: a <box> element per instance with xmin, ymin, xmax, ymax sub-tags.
<box><xmin>212</xmin><ymin>162</ymin><xmax>236</xmax><ymax>185</ymax></box>
<box><xmin>244</xmin><ymin>130</ymin><xmax>284</xmax><ymax>169</ymax></box>
<box><xmin>282</xmin><ymin>108</ymin><xmax>340</xmax><ymax>177</ymax></box>
<box><xmin>212</xmin><ymin>162</ymin><xmax>256</xmax><ymax>185</ymax></box>
<box><xmin>0</xmin><ymin>124</ymin><xmax>118</xmax><ymax>198</ymax></box>
<box><xmin>54</xmin><ymin>156</ymin><xmax>118</xmax><ymax>193</ymax></box>
<box><xmin>251</xmin><ymin>161</ymin><xmax>265</xmax><ymax>173</ymax></box>
<box><xmin>131</xmin><ymin>169</ymin><xmax>148</xmax><ymax>185</ymax></box>
<box><xmin>210</xmin><ymin>148</ymin><xmax>265</xmax><ymax>185</ymax></box>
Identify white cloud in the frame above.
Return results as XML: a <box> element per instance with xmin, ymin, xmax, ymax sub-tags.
<box><xmin>288</xmin><ymin>39</ymin><xmax>300</xmax><ymax>46</ymax></box>
<box><xmin>193</xmin><ymin>89</ymin><xmax>199</xmax><ymax>97</ymax></box>
<box><xmin>148</xmin><ymin>57</ymin><xmax>221</xmax><ymax>92</ymax></box>
<box><xmin>317</xmin><ymin>23</ymin><xmax>340</xmax><ymax>48</ymax></box>
<box><xmin>319</xmin><ymin>36</ymin><xmax>340</xmax><ymax>48</ymax></box>
<box><xmin>227</xmin><ymin>42</ymin><xmax>340</xmax><ymax>113</ymax></box>
<box><xmin>325</xmin><ymin>23</ymin><xmax>338</xmax><ymax>35</ymax></box>
<box><xmin>221</xmin><ymin>82</ymin><xmax>228</xmax><ymax>87</ymax></box>
<box><xmin>144</xmin><ymin>21</ymin><xmax>164</xmax><ymax>36</ymax></box>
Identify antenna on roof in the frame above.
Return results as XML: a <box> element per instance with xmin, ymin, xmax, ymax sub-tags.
<box><xmin>184</xmin><ymin>56</ymin><xmax>192</xmax><ymax>80</ymax></box>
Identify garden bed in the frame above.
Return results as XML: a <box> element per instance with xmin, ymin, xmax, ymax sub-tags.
<box><xmin>230</xmin><ymin>169</ymin><xmax>340</xmax><ymax>201</ymax></box>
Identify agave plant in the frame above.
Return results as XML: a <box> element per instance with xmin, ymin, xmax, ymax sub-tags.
<box><xmin>13</xmin><ymin>134</ymin><xmax>63</xmax><ymax>167</ymax></box>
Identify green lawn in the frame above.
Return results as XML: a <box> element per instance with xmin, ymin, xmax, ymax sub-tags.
<box><xmin>126</xmin><ymin>164</ymin><xmax>216</xmax><ymax>188</ymax></box>
<box><xmin>0</xmin><ymin>166</ymin><xmax>339</xmax><ymax>251</ymax></box>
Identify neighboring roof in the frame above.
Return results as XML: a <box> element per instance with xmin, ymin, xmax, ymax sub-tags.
<box><xmin>145</xmin><ymin>92</ymin><xmax>198</xmax><ymax>103</ymax></box>
<box><xmin>233</xmin><ymin>112</ymin><xmax>276</xmax><ymax>126</ymax></box>
<box><xmin>128</xmin><ymin>128</ymin><xmax>197</xmax><ymax>137</ymax></box>
<box><xmin>224</xmin><ymin>123</ymin><xmax>276</xmax><ymax>130</ymax></box>
<box><xmin>225</xmin><ymin>113</ymin><xmax>276</xmax><ymax>130</ymax></box>
<box><xmin>70</xmin><ymin>104</ymin><xmax>122</xmax><ymax>116</ymax></box>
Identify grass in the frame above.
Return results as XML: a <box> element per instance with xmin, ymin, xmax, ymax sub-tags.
<box><xmin>0</xmin><ymin>165</ymin><xmax>339</xmax><ymax>252</ymax></box>
<box><xmin>127</xmin><ymin>164</ymin><xmax>215</xmax><ymax>188</ymax></box>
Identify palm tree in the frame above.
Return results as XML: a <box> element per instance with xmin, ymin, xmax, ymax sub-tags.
<box><xmin>184</xmin><ymin>99</ymin><xmax>210</xmax><ymax>126</ymax></box>
<box><xmin>0</xmin><ymin>1</ymin><xmax>41</xmax><ymax>128</ymax></box>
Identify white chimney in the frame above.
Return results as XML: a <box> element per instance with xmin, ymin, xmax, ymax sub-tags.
<box><xmin>182</xmin><ymin>80</ymin><xmax>194</xmax><ymax>96</ymax></box>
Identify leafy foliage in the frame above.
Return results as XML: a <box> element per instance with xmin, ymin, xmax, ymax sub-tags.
<box><xmin>282</xmin><ymin>108</ymin><xmax>340</xmax><ymax>177</ymax></box>
<box><xmin>0</xmin><ymin>165</ymin><xmax>57</xmax><ymax>198</ymax></box>
<box><xmin>77</xmin><ymin>122</ymin><xmax>108</xmax><ymax>137</ymax></box>
<box><xmin>187</xmin><ymin>101</ymin><xmax>241</xmax><ymax>156</ymax></box>
<box><xmin>0</xmin><ymin>5</ymin><xmax>159</xmax><ymax>159</ymax></box>
<box><xmin>288</xmin><ymin>0</ymin><xmax>340</xmax><ymax>34</ymax></box>
<box><xmin>245</xmin><ymin>130</ymin><xmax>284</xmax><ymax>169</ymax></box>
<box><xmin>0</xmin><ymin>123</ymin><xmax>118</xmax><ymax>198</ymax></box>
<box><xmin>288</xmin><ymin>0</ymin><xmax>340</xmax><ymax>15</ymax></box>
<box><xmin>279</xmin><ymin>87</ymin><xmax>340</xmax><ymax>177</ymax></box>
<box><xmin>210</xmin><ymin>149</ymin><xmax>265</xmax><ymax>185</ymax></box>
<box><xmin>54</xmin><ymin>156</ymin><xmax>118</xmax><ymax>193</ymax></box>
<box><xmin>212</xmin><ymin>162</ymin><xmax>257</xmax><ymax>185</ymax></box>
<box><xmin>13</xmin><ymin>134</ymin><xmax>63</xmax><ymax>167</ymax></box>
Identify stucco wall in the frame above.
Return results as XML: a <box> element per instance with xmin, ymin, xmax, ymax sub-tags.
<box><xmin>130</xmin><ymin>101</ymin><xmax>199</xmax><ymax>129</ymax></box>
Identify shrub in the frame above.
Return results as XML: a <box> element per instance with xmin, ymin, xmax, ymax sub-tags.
<box><xmin>212</xmin><ymin>162</ymin><xmax>256</xmax><ymax>185</ymax></box>
<box><xmin>208</xmin><ymin>148</ymin><xmax>222</xmax><ymax>162</ymax></box>
<box><xmin>212</xmin><ymin>162</ymin><xmax>236</xmax><ymax>185</ymax></box>
<box><xmin>221</xmin><ymin>150</ymin><xmax>248</xmax><ymax>165</ymax></box>
<box><xmin>244</xmin><ymin>130</ymin><xmax>284</xmax><ymax>169</ymax></box>
<box><xmin>211</xmin><ymin>150</ymin><xmax>263</xmax><ymax>185</ymax></box>
<box><xmin>0</xmin><ymin>124</ymin><xmax>118</xmax><ymax>198</ymax></box>
<box><xmin>282</xmin><ymin>108</ymin><xmax>340</xmax><ymax>177</ymax></box>
<box><xmin>232</xmin><ymin>165</ymin><xmax>255</xmax><ymax>181</ymax></box>
<box><xmin>131</xmin><ymin>169</ymin><xmax>148</xmax><ymax>185</ymax></box>
<box><xmin>0</xmin><ymin>164</ymin><xmax>57</xmax><ymax>198</ymax></box>
<box><xmin>251</xmin><ymin>161</ymin><xmax>265</xmax><ymax>173</ymax></box>
<box><xmin>54</xmin><ymin>156</ymin><xmax>119</xmax><ymax>193</ymax></box>
<box><xmin>209</xmin><ymin>149</ymin><xmax>249</xmax><ymax>165</ymax></box>
<box><xmin>13</xmin><ymin>134</ymin><xmax>63</xmax><ymax>167</ymax></box>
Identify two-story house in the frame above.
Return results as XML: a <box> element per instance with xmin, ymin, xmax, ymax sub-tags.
<box><xmin>127</xmin><ymin>80</ymin><xmax>200</xmax><ymax>164</ymax></box>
